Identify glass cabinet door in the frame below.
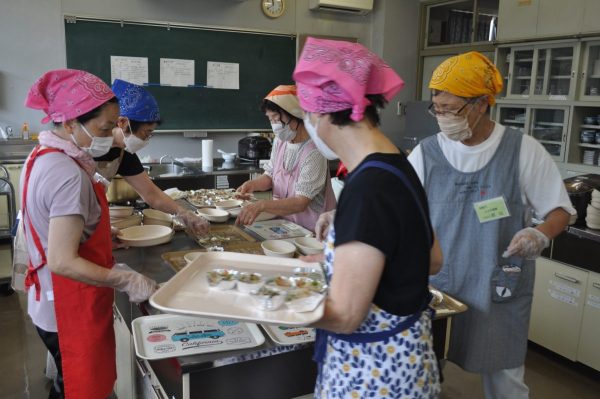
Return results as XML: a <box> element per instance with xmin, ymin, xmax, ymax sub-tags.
<box><xmin>529</xmin><ymin>108</ymin><xmax>567</xmax><ymax>161</ymax></box>
<box><xmin>509</xmin><ymin>49</ymin><xmax>534</xmax><ymax>97</ymax></box>
<box><xmin>533</xmin><ymin>49</ymin><xmax>547</xmax><ymax>96</ymax></box>
<box><xmin>497</xmin><ymin>106</ymin><xmax>527</xmax><ymax>133</ymax></box>
<box><xmin>581</xmin><ymin>42</ymin><xmax>600</xmax><ymax>100</ymax></box>
<box><xmin>546</xmin><ymin>47</ymin><xmax>574</xmax><ymax>98</ymax></box>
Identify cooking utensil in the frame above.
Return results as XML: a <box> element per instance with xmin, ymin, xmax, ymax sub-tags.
<box><xmin>106</xmin><ymin>175</ymin><xmax>139</xmax><ymax>203</ymax></box>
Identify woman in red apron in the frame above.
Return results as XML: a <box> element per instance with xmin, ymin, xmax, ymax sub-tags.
<box><xmin>23</xmin><ymin>69</ymin><xmax>158</xmax><ymax>398</ymax></box>
<box><xmin>235</xmin><ymin>85</ymin><xmax>336</xmax><ymax>232</ymax></box>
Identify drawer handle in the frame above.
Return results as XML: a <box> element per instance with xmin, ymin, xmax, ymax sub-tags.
<box><xmin>136</xmin><ymin>359</ymin><xmax>149</xmax><ymax>378</ymax></box>
<box><xmin>593</xmin><ymin>282</ymin><xmax>600</xmax><ymax>290</ymax></box>
<box><xmin>554</xmin><ymin>272</ymin><xmax>579</xmax><ymax>284</ymax></box>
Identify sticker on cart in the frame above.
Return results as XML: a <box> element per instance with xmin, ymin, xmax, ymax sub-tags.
<box><xmin>132</xmin><ymin>315</ymin><xmax>265</xmax><ymax>360</ymax></box>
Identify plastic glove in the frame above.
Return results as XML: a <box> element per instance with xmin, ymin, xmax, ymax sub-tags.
<box><xmin>502</xmin><ymin>227</ymin><xmax>549</xmax><ymax>259</ymax></box>
<box><xmin>176</xmin><ymin>209</ymin><xmax>209</xmax><ymax>236</ymax></box>
<box><xmin>315</xmin><ymin>210</ymin><xmax>335</xmax><ymax>241</ymax></box>
<box><xmin>106</xmin><ymin>263</ymin><xmax>159</xmax><ymax>303</ymax></box>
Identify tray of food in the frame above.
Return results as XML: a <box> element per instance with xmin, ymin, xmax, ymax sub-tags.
<box><xmin>150</xmin><ymin>251</ymin><xmax>326</xmax><ymax>326</ymax></box>
<box><xmin>186</xmin><ymin>188</ymin><xmax>241</xmax><ymax>208</ymax></box>
<box><xmin>429</xmin><ymin>287</ymin><xmax>468</xmax><ymax>319</ymax></box>
<box><xmin>131</xmin><ymin>314</ymin><xmax>265</xmax><ymax>360</ymax></box>
<box><xmin>244</xmin><ymin>219</ymin><xmax>314</xmax><ymax>240</ymax></box>
<box><xmin>261</xmin><ymin>325</ymin><xmax>316</xmax><ymax>346</ymax></box>
<box><xmin>195</xmin><ymin>225</ymin><xmax>257</xmax><ymax>249</ymax></box>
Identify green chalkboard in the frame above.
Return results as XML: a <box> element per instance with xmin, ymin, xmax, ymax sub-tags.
<box><xmin>65</xmin><ymin>18</ymin><xmax>296</xmax><ymax>130</ymax></box>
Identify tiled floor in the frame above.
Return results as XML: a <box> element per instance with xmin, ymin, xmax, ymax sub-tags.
<box><xmin>1</xmin><ymin>289</ymin><xmax>599</xmax><ymax>399</ymax></box>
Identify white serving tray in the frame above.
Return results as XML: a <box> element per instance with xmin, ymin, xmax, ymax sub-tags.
<box><xmin>131</xmin><ymin>314</ymin><xmax>264</xmax><ymax>360</ymax></box>
<box><xmin>261</xmin><ymin>325</ymin><xmax>315</xmax><ymax>346</ymax></box>
<box><xmin>244</xmin><ymin>219</ymin><xmax>313</xmax><ymax>240</ymax></box>
<box><xmin>150</xmin><ymin>252</ymin><xmax>325</xmax><ymax>326</ymax></box>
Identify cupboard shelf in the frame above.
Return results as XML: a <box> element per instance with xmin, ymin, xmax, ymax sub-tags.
<box><xmin>503</xmin><ymin>119</ymin><xmax>526</xmax><ymax>124</ymax></box>
<box><xmin>578</xmin><ymin>143</ymin><xmax>600</xmax><ymax>149</ymax></box>
<box><xmin>580</xmin><ymin>124</ymin><xmax>600</xmax><ymax>129</ymax></box>
<box><xmin>537</xmin><ymin>139</ymin><xmax>564</xmax><ymax>145</ymax></box>
<box><xmin>535</xmin><ymin>122</ymin><xmax>564</xmax><ymax>126</ymax></box>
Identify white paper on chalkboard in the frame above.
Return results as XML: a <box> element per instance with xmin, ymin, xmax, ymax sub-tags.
<box><xmin>160</xmin><ymin>58</ymin><xmax>195</xmax><ymax>87</ymax></box>
<box><xmin>207</xmin><ymin>61</ymin><xmax>239</xmax><ymax>90</ymax></box>
<box><xmin>110</xmin><ymin>56</ymin><xmax>148</xmax><ymax>85</ymax></box>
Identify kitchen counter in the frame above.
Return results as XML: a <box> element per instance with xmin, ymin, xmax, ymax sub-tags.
<box><xmin>113</xmin><ymin>230</ymin><xmax>317</xmax><ymax>398</ymax></box>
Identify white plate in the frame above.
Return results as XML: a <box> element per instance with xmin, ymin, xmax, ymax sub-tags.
<box><xmin>150</xmin><ymin>251</ymin><xmax>325</xmax><ymax>326</ymax></box>
<box><xmin>261</xmin><ymin>325</ymin><xmax>315</xmax><ymax>345</ymax></box>
<box><xmin>117</xmin><ymin>225</ymin><xmax>174</xmax><ymax>247</ymax></box>
<box><xmin>197</xmin><ymin>208</ymin><xmax>229</xmax><ymax>223</ymax></box>
<box><xmin>109</xmin><ymin>206</ymin><xmax>134</xmax><ymax>218</ymax></box>
<box><xmin>132</xmin><ymin>314</ymin><xmax>264</xmax><ymax>360</ymax></box>
<box><xmin>215</xmin><ymin>199</ymin><xmax>244</xmax><ymax>210</ymax></box>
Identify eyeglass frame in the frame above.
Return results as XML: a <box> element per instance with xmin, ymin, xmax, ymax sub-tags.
<box><xmin>427</xmin><ymin>96</ymin><xmax>482</xmax><ymax>118</ymax></box>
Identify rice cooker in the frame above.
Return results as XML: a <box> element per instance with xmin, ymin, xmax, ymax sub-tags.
<box><xmin>238</xmin><ymin>136</ymin><xmax>272</xmax><ymax>162</ymax></box>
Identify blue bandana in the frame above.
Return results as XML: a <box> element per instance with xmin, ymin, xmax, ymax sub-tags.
<box><xmin>111</xmin><ymin>79</ymin><xmax>160</xmax><ymax>122</ymax></box>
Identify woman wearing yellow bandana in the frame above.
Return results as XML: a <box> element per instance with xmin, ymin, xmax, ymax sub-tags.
<box><xmin>409</xmin><ymin>52</ymin><xmax>575</xmax><ymax>399</ymax></box>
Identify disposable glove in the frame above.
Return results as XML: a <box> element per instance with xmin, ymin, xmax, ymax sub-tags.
<box><xmin>175</xmin><ymin>209</ymin><xmax>209</xmax><ymax>236</ymax></box>
<box><xmin>315</xmin><ymin>210</ymin><xmax>335</xmax><ymax>241</ymax></box>
<box><xmin>502</xmin><ymin>227</ymin><xmax>549</xmax><ymax>259</ymax></box>
<box><xmin>106</xmin><ymin>263</ymin><xmax>159</xmax><ymax>303</ymax></box>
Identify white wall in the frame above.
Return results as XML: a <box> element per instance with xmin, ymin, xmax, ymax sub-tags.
<box><xmin>0</xmin><ymin>0</ymin><xmax>419</xmax><ymax>158</ymax></box>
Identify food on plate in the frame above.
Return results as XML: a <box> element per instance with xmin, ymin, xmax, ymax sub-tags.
<box><xmin>206</xmin><ymin>268</ymin><xmax>237</xmax><ymax>290</ymax></box>
<box><xmin>250</xmin><ymin>286</ymin><xmax>285</xmax><ymax>310</ymax></box>
<box><xmin>266</xmin><ymin>276</ymin><xmax>293</xmax><ymax>290</ymax></box>
<box><xmin>236</xmin><ymin>272</ymin><xmax>265</xmax><ymax>293</ymax></box>
<box><xmin>292</xmin><ymin>267</ymin><xmax>324</xmax><ymax>282</ymax></box>
<box><xmin>290</xmin><ymin>277</ymin><xmax>327</xmax><ymax>293</ymax></box>
<box><xmin>186</xmin><ymin>188</ymin><xmax>241</xmax><ymax>208</ymax></box>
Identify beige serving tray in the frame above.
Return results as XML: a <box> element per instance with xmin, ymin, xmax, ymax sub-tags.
<box><xmin>150</xmin><ymin>251</ymin><xmax>325</xmax><ymax>326</ymax></box>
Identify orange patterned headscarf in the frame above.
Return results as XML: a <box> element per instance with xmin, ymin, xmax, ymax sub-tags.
<box><xmin>429</xmin><ymin>51</ymin><xmax>503</xmax><ymax>105</ymax></box>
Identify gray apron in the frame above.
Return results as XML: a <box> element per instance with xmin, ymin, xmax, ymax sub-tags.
<box><xmin>96</xmin><ymin>148</ymin><xmax>124</xmax><ymax>180</ymax></box>
<box><xmin>421</xmin><ymin>127</ymin><xmax>534</xmax><ymax>373</ymax></box>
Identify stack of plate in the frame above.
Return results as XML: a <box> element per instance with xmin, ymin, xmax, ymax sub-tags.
<box><xmin>117</xmin><ymin>225</ymin><xmax>174</xmax><ymax>247</ymax></box>
<box><xmin>143</xmin><ymin>208</ymin><xmax>173</xmax><ymax>227</ymax></box>
<box><xmin>582</xmin><ymin>150</ymin><xmax>597</xmax><ymax>165</ymax></box>
<box><xmin>109</xmin><ymin>206</ymin><xmax>143</xmax><ymax>229</ymax></box>
<box><xmin>586</xmin><ymin>190</ymin><xmax>600</xmax><ymax>229</ymax></box>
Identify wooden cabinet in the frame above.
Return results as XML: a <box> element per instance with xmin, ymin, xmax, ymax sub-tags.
<box><xmin>498</xmin><ymin>0</ymin><xmax>596</xmax><ymax>41</ymax></box>
<box><xmin>576</xmin><ymin>271</ymin><xmax>600</xmax><ymax>370</ymax></box>
<box><xmin>529</xmin><ymin>258</ymin><xmax>588</xmax><ymax>360</ymax></box>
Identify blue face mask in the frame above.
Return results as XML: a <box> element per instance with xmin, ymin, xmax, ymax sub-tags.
<box><xmin>303</xmin><ymin>113</ymin><xmax>338</xmax><ymax>160</ymax></box>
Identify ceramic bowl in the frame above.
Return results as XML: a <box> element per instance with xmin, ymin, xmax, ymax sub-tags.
<box><xmin>293</xmin><ymin>236</ymin><xmax>325</xmax><ymax>255</ymax></box>
<box><xmin>183</xmin><ymin>251</ymin><xmax>203</xmax><ymax>264</ymax></box>
<box><xmin>221</xmin><ymin>152</ymin><xmax>236</xmax><ymax>162</ymax></box>
<box><xmin>117</xmin><ymin>225</ymin><xmax>174</xmax><ymax>247</ymax></box>
<box><xmin>110</xmin><ymin>214</ymin><xmax>142</xmax><ymax>229</ymax></box>
<box><xmin>109</xmin><ymin>205</ymin><xmax>134</xmax><ymax>218</ymax></box>
<box><xmin>290</xmin><ymin>276</ymin><xmax>327</xmax><ymax>293</ymax></box>
<box><xmin>196</xmin><ymin>208</ymin><xmax>230</xmax><ymax>223</ymax></box>
<box><xmin>236</xmin><ymin>272</ymin><xmax>264</xmax><ymax>293</ymax></box>
<box><xmin>214</xmin><ymin>199</ymin><xmax>244</xmax><ymax>210</ymax></box>
<box><xmin>583</xmin><ymin>116</ymin><xmax>597</xmax><ymax>125</ymax></box>
<box><xmin>261</xmin><ymin>240</ymin><xmax>296</xmax><ymax>258</ymax></box>
<box><xmin>143</xmin><ymin>209</ymin><xmax>173</xmax><ymax>227</ymax></box>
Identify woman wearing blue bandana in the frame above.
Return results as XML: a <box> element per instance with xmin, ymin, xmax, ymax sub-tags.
<box><xmin>95</xmin><ymin>79</ymin><xmax>208</xmax><ymax>235</ymax></box>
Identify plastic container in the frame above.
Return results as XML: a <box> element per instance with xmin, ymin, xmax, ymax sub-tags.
<box><xmin>21</xmin><ymin>123</ymin><xmax>30</xmax><ymax>140</ymax></box>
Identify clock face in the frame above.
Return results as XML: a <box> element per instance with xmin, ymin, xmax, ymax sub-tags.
<box><xmin>261</xmin><ymin>0</ymin><xmax>285</xmax><ymax>19</ymax></box>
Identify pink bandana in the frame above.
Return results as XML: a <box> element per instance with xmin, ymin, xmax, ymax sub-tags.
<box><xmin>37</xmin><ymin>130</ymin><xmax>96</xmax><ymax>177</ymax></box>
<box><xmin>293</xmin><ymin>37</ymin><xmax>404</xmax><ymax>122</ymax></box>
<box><xmin>25</xmin><ymin>69</ymin><xmax>114</xmax><ymax>124</ymax></box>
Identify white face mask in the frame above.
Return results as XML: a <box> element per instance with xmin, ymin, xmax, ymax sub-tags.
<box><xmin>271</xmin><ymin>122</ymin><xmax>296</xmax><ymax>142</ymax></box>
<box><xmin>303</xmin><ymin>113</ymin><xmax>338</xmax><ymax>160</ymax></box>
<box><xmin>121</xmin><ymin>122</ymin><xmax>149</xmax><ymax>153</ymax></box>
<box><xmin>436</xmin><ymin>114</ymin><xmax>473</xmax><ymax>142</ymax></box>
<box><xmin>72</xmin><ymin>123</ymin><xmax>114</xmax><ymax>157</ymax></box>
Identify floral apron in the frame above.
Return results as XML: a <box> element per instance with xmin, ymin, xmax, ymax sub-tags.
<box><xmin>313</xmin><ymin>161</ymin><xmax>441</xmax><ymax>399</ymax></box>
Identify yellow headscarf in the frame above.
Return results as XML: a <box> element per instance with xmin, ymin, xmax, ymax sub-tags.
<box><xmin>429</xmin><ymin>51</ymin><xmax>503</xmax><ymax>105</ymax></box>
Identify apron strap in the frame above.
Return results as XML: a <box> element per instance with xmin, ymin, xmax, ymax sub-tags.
<box><xmin>22</xmin><ymin>146</ymin><xmax>63</xmax><ymax>300</ymax></box>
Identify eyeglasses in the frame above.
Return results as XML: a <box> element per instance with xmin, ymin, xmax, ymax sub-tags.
<box><xmin>428</xmin><ymin>99</ymin><xmax>475</xmax><ymax>118</ymax></box>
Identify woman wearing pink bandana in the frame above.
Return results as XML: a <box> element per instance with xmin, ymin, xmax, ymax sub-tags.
<box><xmin>294</xmin><ymin>38</ymin><xmax>443</xmax><ymax>398</ymax></box>
<box><xmin>22</xmin><ymin>69</ymin><xmax>157</xmax><ymax>399</ymax></box>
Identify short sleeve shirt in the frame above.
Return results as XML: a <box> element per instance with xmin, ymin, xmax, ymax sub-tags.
<box><xmin>94</xmin><ymin>147</ymin><xmax>145</xmax><ymax>176</ymax></box>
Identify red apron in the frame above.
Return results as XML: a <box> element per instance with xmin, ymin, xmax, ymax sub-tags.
<box><xmin>23</xmin><ymin>145</ymin><xmax>116</xmax><ymax>399</ymax></box>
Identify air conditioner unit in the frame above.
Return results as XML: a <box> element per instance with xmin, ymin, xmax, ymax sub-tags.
<box><xmin>309</xmin><ymin>0</ymin><xmax>374</xmax><ymax>16</ymax></box>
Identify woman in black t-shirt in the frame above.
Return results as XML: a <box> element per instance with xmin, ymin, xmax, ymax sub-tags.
<box><xmin>293</xmin><ymin>37</ymin><xmax>442</xmax><ymax>398</ymax></box>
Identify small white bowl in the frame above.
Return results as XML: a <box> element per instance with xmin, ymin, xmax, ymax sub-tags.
<box><xmin>261</xmin><ymin>240</ymin><xmax>296</xmax><ymax>258</ymax></box>
<box><xmin>221</xmin><ymin>153</ymin><xmax>236</xmax><ymax>162</ymax></box>
<box><xmin>206</xmin><ymin>269</ymin><xmax>237</xmax><ymax>290</ymax></box>
<box><xmin>215</xmin><ymin>199</ymin><xmax>244</xmax><ymax>210</ymax></box>
<box><xmin>117</xmin><ymin>225</ymin><xmax>174</xmax><ymax>247</ymax></box>
<box><xmin>184</xmin><ymin>251</ymin><xmax>203</xmax><ymax>264</ymax></box>
<box><xmin>285</xmin><ymin>289</ymin><xmax>325</xmax><ymax>313</ymax></box>
<box><xmin>196</xmin><ymin>208</ymin><xmax>230</xmax><ymax>223</ymax></box>
<box><xmin>250</xmin><ymin>286</ymin><xmax>285</xmax><ymax>310</ymax></box>
<box><xmin>293</xmin><ymin>236</ymin><xmax>325</xmax><ymax>255</ymax></box>
<box><xmin>111</xmin><ymin>214</ymin><xmax>142</xmax><ymax>229</ymax></box>
<box><xmin>236</xmin><ymin>272</ymin><xmax>264</xmax><ymax>293</ymax></box>
<box><xmin>109</xmin><ymin>206</ymin><xmax>134</xmax><ymax>218</ymax></box>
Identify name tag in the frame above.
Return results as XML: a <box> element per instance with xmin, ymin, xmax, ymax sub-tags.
<box><xmin>473</xmin><ymin>196</ymin><xmax>510</xmax><ymax>223</ymax></box>
<box><xmin>46</xmin><ymin>290</ymin><xmax>54</xmax><ymax>301</ymax></box>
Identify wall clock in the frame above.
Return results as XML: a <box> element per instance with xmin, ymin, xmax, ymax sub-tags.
<box><xmin>261</xmin><ymin>0</ymin><xmax>285</xmax><ymax>19</ymax></box>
